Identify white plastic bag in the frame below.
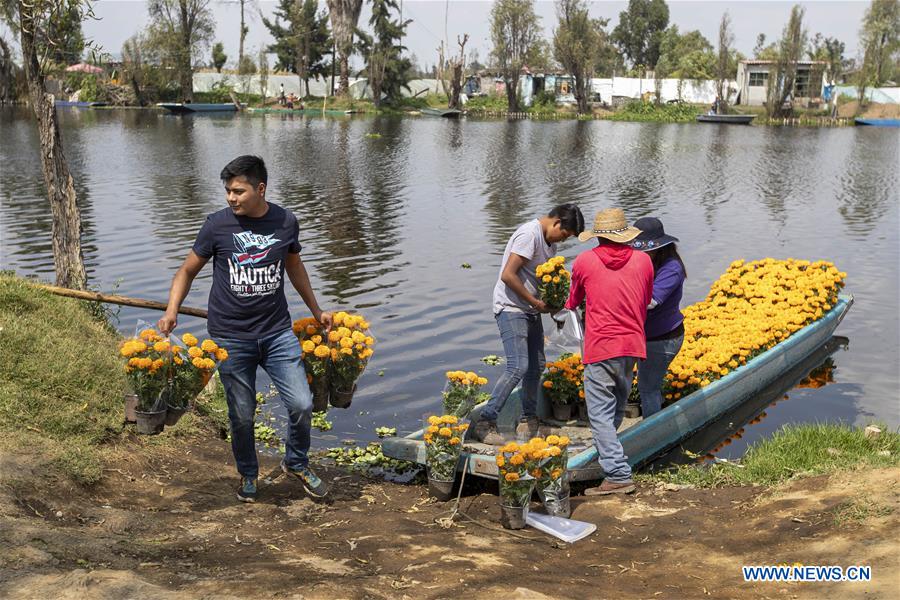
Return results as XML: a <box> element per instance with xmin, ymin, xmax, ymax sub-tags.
<box><xmin>547</xmin><ymin>309</ymin><xmax>584</xmax><ymax>356</ymax></box>
<box><xmin>526</xmin><ymin>512</ymin><xmax>596</xmax><ymax>543</ymax></box>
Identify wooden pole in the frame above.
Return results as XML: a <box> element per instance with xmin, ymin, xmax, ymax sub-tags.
<box><xmin>35</xmin><ymin>284</ymin><xmax>208</xmax><ymax>318</ymax></box>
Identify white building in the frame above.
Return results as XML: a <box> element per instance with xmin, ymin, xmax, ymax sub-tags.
<box><xmin>735</xmin><ymin>60</ymin><xmax>828</xmax><ymax>106</ymax></box>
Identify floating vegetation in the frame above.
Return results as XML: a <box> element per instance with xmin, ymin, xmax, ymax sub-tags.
<box><xmin>481</xmin><ymin>355</ymin><xmax>504</xmax><ymax>366</ymax></box>
<box><xmin>325</xmin><ymin>442</ymin><xmax>418</xmax><ymax>480</ymax></box>
<box><xmin>460</xmin><ymin>263</ymin><xmax>472</xmax><ymax>269</ymax></box>
<box><xmin>312</xmin><ymin>411</ymin><xmax>333</xmax><ymax>431</ymax></box>
<box><xmin>375</xmin><ymin>426</ymin><xmax>397</xmax><ymax>438</ymax></box>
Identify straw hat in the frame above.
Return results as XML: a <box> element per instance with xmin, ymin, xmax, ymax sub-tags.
<box><xmin>578</xmin><ymin>208</ymin><xmax>642</xmax><ymax>243</ymax></box>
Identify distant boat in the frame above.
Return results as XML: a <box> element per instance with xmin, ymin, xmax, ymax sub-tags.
<box><xmin>696</xmin><ymin>113</ymin><xmax>755</xmax><ymax>125</ymax></box>
<box><xmin>157</xmin><ymin>102</ymin><xmax>238</xmax><ymax>114</ymax></box>
<box><xmin>854</xmin><ymin>118</ymin><xmax>900</xmax><ymax>127</ymax></box>
<box><xmin>421</xmin><ymin>107</ymin><xmax>463</xmax><ymax>118</ymax></box>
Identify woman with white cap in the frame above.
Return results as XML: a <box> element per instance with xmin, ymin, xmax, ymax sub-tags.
<box><xmin>630</xmin><ymin>217</ymin><xmax>686</xmax><ymax>418</ymax></box>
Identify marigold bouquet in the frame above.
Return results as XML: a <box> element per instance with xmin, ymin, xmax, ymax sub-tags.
<box><xmin>535</xmin><ymin>434</ymin><xmax>570</xmax><ymax>517</ymax></box>
<box><xmin>535</xmin><ymin>255</ymin><xmax>570</xmax><ymax>311</ymax></box>
<box><xmin>495</xmin><ymin>439</ymin><xmax>546</xmax><ymax>507</ymax></box>
<box><xmin>327</xmin><ymin>311</ymin><xmax>376</xmax><ymax>396</ymax></box>
<box><xmin>442</xmin><ymin>370</ymin><xmax>489</xmax><ymax>417</ymax></box>
<box><xmin>541</xmin><ymin>353</ymin><xmax>584</xmax><ymax>406</ymax></box>
<box><xmin>293</xmin><ymin>316</ymin><xmax>330</xmax><ymax>409</ymax></box>
<box><xmin>119</xmin><ymin>328</ymin><xmax>172</xmax><ymax>411</ymax></box>
<box><xmin>424</xmin><ymin>415</ymin><xmax>469</xmax><ymax>481</ymax></box>
<box><xmin>169</xmin><ymin>333</ymin><xmax>228</xmax><ymax>410</ymax></box>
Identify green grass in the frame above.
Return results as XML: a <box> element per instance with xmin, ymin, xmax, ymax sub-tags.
<box><xmin>832</xmin><ymin>495</ymin><xmax>894</xmax><ymax>526</ymax></box>
<box><xmin>0</xmin><ymin>273</ymin><xmax>225</xmax><ymax>483</ymax></box>
<box><xmin>0</xmin><ymin>273</ymin><xmax>129</xmax><ymax>482</ymax></box>
<box><xmin>605</xmin><ymin>100</ymin><xmax>704</xmax><ymax>123</ymax></box>
<box><xmin>637</xmin><ymin>423</ymin><xmax>900</xmax><ymax>488</ymax></box>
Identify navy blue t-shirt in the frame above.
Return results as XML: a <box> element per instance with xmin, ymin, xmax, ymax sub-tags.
<box><xmin>192</xmin><ymin>203</ymin><xmax>301</xmax><ymax>339</ymax></box>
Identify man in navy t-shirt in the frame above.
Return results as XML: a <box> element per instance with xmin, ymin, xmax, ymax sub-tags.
<box><xmin>159</xmin><ymin>155</ymin><xmax>333</xmax><ymax>503</ymax></box>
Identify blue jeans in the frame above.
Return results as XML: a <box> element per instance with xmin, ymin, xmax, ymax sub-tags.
<box><xmin>637</xmin><ymin>334</ymin><xmax>684</xmax><ymax>418</ymax></box>
<box><xmin>480</xmin><ymin>311</ymin><xmax>545</xmax><ymax>423</ymax></box>
<box><xmin>584</xmin><ymin>357</ymin><xmax>636</xmax><ymax>483</ymax></box>
<box><xmin>213</xmin><ymin>328</ymin><xmax>313</xmax><ymax>479</ymax></box>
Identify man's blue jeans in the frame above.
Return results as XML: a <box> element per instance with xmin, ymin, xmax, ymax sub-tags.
<box><xmin>637</xmin><ymin>334</ymin><xmax>684</xmax><ymax>417</ymax></box>
<box><xmin>584</xmin><ymin>357</ymin><xmax>636</xmax><ymax>483</ymax></box>
<box><xmin>480</xmin><ymin>310</ymin><xmax>545</xmax><ymax>423</ymax></box>
<box><xmin>213</xmin><ymin>328</ymin><xmax>313</xmax><ymax>479</ymax></box>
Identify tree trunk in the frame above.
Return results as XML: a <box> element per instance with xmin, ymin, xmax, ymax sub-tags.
<box><xmin>449</xmin><ymin>62</ymin><xmax>462</xmax><ymax>109</ymax></box>
<box><xmin>239</xmin><ymin>0</ymin><xmax>246</xmax><ymax>67</ymax></box>
<box><xmin>574</xmin><ymin>73</ymin><xmax>588</xmax><ymax>114</ymax></box>
<box><xmin>505</xmin><ymin>73</ymin><xmax>519</xmax><ymax>113</ymax></box>
<box><xmin>179</xmin><ymin>0</ymin><xmax>194</xmax><ymax>101</ymax></box>
<box><xmin>18</xmin><ymin>4</ymin><xmax>87</xmax><ymax>291</ymax></box>
<box><xmin>338</xmin><ymin>53</ymin><xmax>350</xmax><ymax>95</ymax></box>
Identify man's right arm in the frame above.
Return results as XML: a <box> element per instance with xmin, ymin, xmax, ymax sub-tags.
<box><xmin>501</xmin><ymin>253</ymin><xmax>549</xmax><ymax>313</ymax></box>
<box><xmin>158</xmin><ymin>251</ymin><xmax>209</xmax><ymax>335</ymax></box>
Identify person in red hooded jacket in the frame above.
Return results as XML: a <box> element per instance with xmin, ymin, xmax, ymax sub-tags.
<box><xmin>564</xmin><ymin>208</ymin><xmax>653</xmax><ymax>496</ymax></box>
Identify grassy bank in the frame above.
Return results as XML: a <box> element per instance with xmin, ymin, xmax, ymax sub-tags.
<box><xmin>603</xmin><ymin>100</ymin><xmax>704</xmax><ymax>123</ymax></box>
<box><xmin>0</xmin><ymin>273</ymin><xmax>226</xmax><ymax>484</ymax></box>
<box><xmin>639</xmin><ymin>423</ymin><xmax>899</xmax><ymax>488</ymax></box>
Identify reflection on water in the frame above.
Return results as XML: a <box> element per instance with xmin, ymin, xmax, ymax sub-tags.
<box><xmin>1</xmin><ymin>108</ymin><xmax>897</xmax><ymax>449</ymax></box>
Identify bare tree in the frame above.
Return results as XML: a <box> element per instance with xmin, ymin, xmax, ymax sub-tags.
<box><xmin>326</xmin><ymin>0</ymin><xmax>363</xmax><ymax>95</ymax></box>
<box><xmin>448</xmin><ymin>34</ymin><xmax>468</xmax><ymax>109</ymax></box>
<box><xmin>12</xmin><ymin>0</ymin><xmax>88</xmax><ymax>289</ymax></box>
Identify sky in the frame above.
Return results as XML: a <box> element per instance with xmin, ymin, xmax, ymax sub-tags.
<box><xmin>7</xmin><ymin>1</ymin><xmax>874</xmax><ymax>68</ymax></box>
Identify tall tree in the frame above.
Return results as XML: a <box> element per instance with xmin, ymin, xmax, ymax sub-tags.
<box><xmin>593</xmin><ymin>17</ymin><xmax>623</xmax><ymax>77</ymax></box>
<box><xmin>211</xmin><ymin>41</ymin><xmax>227</xmax><ymax>72</ymax></box>
<box><xmin>715</xmin><ymin>12</ymin><xmax>735</xmax><ymax>112</ymax></box>
<box><xmin>5</xmin><ymin>0</ymin><xmax>89</xmax><ymax>288</ymax></box>
<box><xmin>611</xmin><ymin>0</ymin><xmax>669</xmax><ymax>71</ymax></box>
<box><xmin>490</xmin><ymin>0</ymin><xmax>543</xmax><ymax>112</ymax></box>
<box><xmin>263</xmin><ymin>0</ymin><xmax>331</xmax><ymax>96</ymax></box>
<box><xmin>553</xmin><ymin>0</ymin><xmax>598</xmax><ymax>114</ymax></box>
<box><xmin>859</xmin><ymin>0</ymin><xmax>900</xmax><ymax>89</ymax></box>
<box><xmin>43</xmin><ymin>2</ymin><xmax>85</xmax><ymax>65</ymax></box>
<box><xmin>767</xmin><ymin>4</ymin><xmax>807</xmax><ymax>118</ymax></box>
<box><xmin>146</xmin><ymin>0</ymin><xmax>215</xmax><ymax>102</ymax></box>
<box><xmin>807</xmin><ymin>33</ymin><xmax>845</xmax><ymax>83</ymax></box>
<box><xmin>358</xmin><ymin>0</ymin><xmax>411</xmax><ymax>107</ymax></box>
<box><xmin>655</xmin><ymin>26</ymin><xmax>714</xmax><ymax>101</ymax></box>
<box><xmin>326</xmin><ymin>0</ymin><xmax>363</xmax><ymax>95</ymax></box>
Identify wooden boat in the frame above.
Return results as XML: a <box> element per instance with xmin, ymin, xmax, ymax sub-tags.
<box><xmin>157</xmin><ymin>102</ymin><xmax>238</xmax><ymax>114</ymax></box>
<box><xmin>696</xmin><ymin>113</ymin><xmax>755</xmax><ymax>125</ymax></box>
<box><xmin>421</xmin><ymin>107</ymin><xmax>463</xmax><ymax>118</ymax></box>
<box><xmin>246</xmin><ymin>107</ymin><xmax>354</xmax><ymax>116</ymax></box>
<box><xmin>854</xmin><ymin>118</ymin><xmax>900</xmax><ymax>127</ymax></box>
<box><xmin>382</xmin><ymin>293</ymin><xmax>853</xmax><ymax>482</ymax></box>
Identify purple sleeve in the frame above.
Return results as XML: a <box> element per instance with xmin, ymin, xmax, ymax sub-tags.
<box><xmin>192</xmin><ymin>216</ymin><xmax>215</xmax><ymax>259</ymax></box>
<box><xmin>651</xmin><ymin>259</ymin><xmax>684</xmax><ymax>305</ymax></box>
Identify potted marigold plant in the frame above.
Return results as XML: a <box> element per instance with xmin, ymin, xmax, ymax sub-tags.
<box><xmin>423</xmin><ymin>415</ymin><xmax>469</xmax><ymax>501</ymax></box>
<box><xmin>293</xmin><ymin>317</ymin><xmax>330</xmax><ymax>411</ymax></box>
<box><xmin>120</xmin><ymin>328</ymin><xmax>171</xmax><ymax>435</ymax></box>
<box><xmin>167</xmin><ymin>333</ymin><xmax>228</xmax><ymax>426</ymax></box>
<box><xmin>541</xmin><ymin>353</ymin><xmax>584</xmax><ymax>421</ymax></box>
<box><xmin>535</xmin><ymin>434</ymin><xmax>571</xmax><ymax>518</ymax></box>
<box><xmin>442</xmin><ymin>370</ymin><xmax>489</xmax><ymax>417</ymax></box>
<box><xmin>326</xmin><ymin>311</ymin><xmax>375</xmax><ymax>409</ymax></box>
<box><xmin>535</xmin><ymin>255</ymin><xmax>570</xmax><ymax>311</ymax></box>
<box><xmin>495</xmin><ymin>438</ymin><xmax>546</xmax><ymax>529</ymax></box>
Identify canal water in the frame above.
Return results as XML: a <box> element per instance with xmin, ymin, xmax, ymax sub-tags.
<box><xmin>2</xmin><ymin>107</ymin><xmax>897</xmax><ymax>457</ymax></box>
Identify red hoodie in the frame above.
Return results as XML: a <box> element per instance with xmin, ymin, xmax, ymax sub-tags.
<box><xmin>565</xmin><ymin>243</ymin><xmax>654</xmax><ymax>364</ymax></box>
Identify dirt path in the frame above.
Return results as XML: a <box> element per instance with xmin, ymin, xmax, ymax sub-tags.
<box><xmin>1</xmin><ymin>434</ymin><xmax>897</xmax><ymax>599</ymax></box>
